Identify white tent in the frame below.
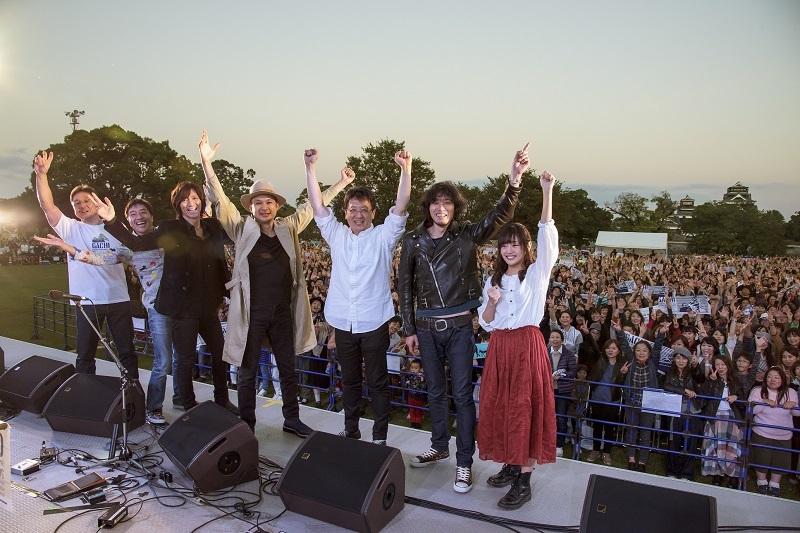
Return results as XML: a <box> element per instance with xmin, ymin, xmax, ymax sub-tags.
<box><xmin>594</xmin><ymin>231</ymin><xmax>669</xmax><ymax>258</ymax></box>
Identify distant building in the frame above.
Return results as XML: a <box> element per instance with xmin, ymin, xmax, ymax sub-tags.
<box><xmin>722</xmin><ymin>182</ymin><xmax>754</xmax><ymax>205</ymax></box>
<box><xmin>666</xmin><ymin>195</ymin><xmax>695</xmax><ymax>232</ymax></box>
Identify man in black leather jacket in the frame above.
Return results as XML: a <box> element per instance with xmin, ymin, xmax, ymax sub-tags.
<box><xmin>399</xmin><ymin>144</ymin><xmax>528</xmax><ymax>493</ymax></box>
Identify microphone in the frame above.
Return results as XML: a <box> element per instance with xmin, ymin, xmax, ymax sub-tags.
<box><xmin>49</xmin><ymin>289</ymin><xmax>89</xmax><ymax>302</ymax></box>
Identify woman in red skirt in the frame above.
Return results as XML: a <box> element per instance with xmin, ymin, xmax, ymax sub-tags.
<box><xmin>477</xmin><ymin>169</ymin><xmax>559</xmax><ymax>509</ymax></box>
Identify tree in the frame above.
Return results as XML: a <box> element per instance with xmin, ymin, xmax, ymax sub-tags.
<box><xmin>27</xmin><ymin>125</ymin><xmax>201</xmax><ymax>223</ymax></box>
<box><xmin>605</xmin><ymin>192</ymin><xmax>655</xmax><ymax>232</ymax></box>
<box><xmin>683</xmin><ymin>202</ymin><xmax>787</xmax><ymax>256</ymax></box>
<box><xmin>345</xmin><ymin>139</ymin><xmax>436</xmax><ymax>229</ymax></box>
<box><xmin>786</xmin><ymin>211</ymin><xmax>800</xmax><ymax>242</ymax></box>
<box><xmin>649</xmin><ymin>191</ymin><xmax>678</xmax><ymax>232</ymax></box>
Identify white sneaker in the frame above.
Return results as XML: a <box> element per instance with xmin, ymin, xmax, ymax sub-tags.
<box><xmin>257</xmin><ymin>389</ymin><xmax>267</xmax><ymax>397</ymax></box>
<box><xmin>556</xmin><ymin>447</ymin><xmax>564</xmax><ymax>458</ymax></box>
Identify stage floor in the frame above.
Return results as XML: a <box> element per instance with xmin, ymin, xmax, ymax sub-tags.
<box><xmin>1</xmin><ymin>337</ymin><xmax>798</xmax><ymax>533</ymax></box>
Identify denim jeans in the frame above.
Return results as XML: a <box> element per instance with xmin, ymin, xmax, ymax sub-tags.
<box><xmin>146</xmin><ymin>307</ymin><xmax>179</xmax><ymax>412</ymax></box>
<box><xmin>238</xmin><ymin>303</ymin><xmax>296</xmax><ymax>429</ymax></box>
<box><xmin>336</xmin><ymin>321</ymin><xmax>390</xmax><ymax>441</ymax></box>
<box><xmin>75</xmin><ymin>302</ymin><xmax>139</xmax><ymax>379</ymax></box>
<box><xmin>626</xmin><ymin>407</ymin><xmax>656</xmax><ymax>463</ymax></box>
<box><xmin>417</xmin><ymin>323</ymin><xmax>476</xmax><ymax>467</ymax></box>
<box><xmin>555</xmin><ymin>396</ymin><xmax>572</xmax><ymax>447</ymax></box>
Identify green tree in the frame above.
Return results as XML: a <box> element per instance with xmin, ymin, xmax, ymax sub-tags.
<box><xmin>345</xmin><ymin>139</ymin><xmax>436</xmax><ymax>229</ymax></box>
<box><xmin>683</xmin><ymin>202</ymin><xmax>786</xmax><ymax>256</ymax></box>
<box><xmin>649</xmin><ymin>191</ymin><xmax>678</xmax><ymax>232</ymax></box>
<box><xmin>605</xmin><ymin>192</ymin><xmax>655</xmax><ymax>232</ymax></box>
<box><xmin>27</xmin><ymin>125</ymin><xmax>200</xmax><ymax>223</ymax></box>
<box><xmin>785</xmin><ymin>211</ymin><xmax>800</xmax><ymax>242</ymax></box>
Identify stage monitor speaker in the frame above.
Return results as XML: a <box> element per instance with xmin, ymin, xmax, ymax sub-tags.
<box><xmin>580</xmin><ymin>474</ymin><xmax>717</xmax><ymax>533</ymax></box>
<box><xmin>0</xmin><ymin>355</ymin><xmax>75</xmax><ymax>413</ymax></box>
<box><xmin>277</xmin><ymin>431</ymin><xmax>405</xmax><ymax>533</ymax></box>
<box><xmin>43</xmin><ymin>373</ymin><xmax>145</xmax><ymax>438</ymax></box>
<box><xmin>158</xmin><ymin>401</ymin><xmax>259</xmax><ymax>492</ymax></box>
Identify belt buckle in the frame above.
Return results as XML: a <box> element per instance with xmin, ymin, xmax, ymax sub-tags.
<box><xmin>434</xmin><ymin>319</ymin><xmax>448</xmax><ymax>332</ymax></box>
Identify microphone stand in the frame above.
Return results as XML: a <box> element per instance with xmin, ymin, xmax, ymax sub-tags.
<box><xmin>71</xmin><ymin>300</ymin><xmax>151</xmax><ymax>478</ymax></box>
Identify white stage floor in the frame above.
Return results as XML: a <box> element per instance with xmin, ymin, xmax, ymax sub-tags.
<box><xmin>1</xmin><ymin>337</ymin><xmax>798</xmax><ymax>533</ymax></box>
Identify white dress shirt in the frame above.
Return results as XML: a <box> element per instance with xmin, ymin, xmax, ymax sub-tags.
<box><xmin>478</xmin><ymin>220</ymin><xmax>559</xmax><ymax>331</ymax></box>
<box><xmin>316</xmin><ymin>207</ymin><xmax>408</xmax><ymax>333</ymax></box>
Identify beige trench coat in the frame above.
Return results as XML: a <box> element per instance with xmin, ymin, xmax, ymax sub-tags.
<box><xmin>205</xmin><ymin>172</ymin><xmax>343</xmax><ymax>366</ymax></box>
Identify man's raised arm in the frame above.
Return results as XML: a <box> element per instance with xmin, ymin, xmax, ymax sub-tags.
<box><xmin>33</xmin><ymin>151</ymin><xmax>63</xmax><ymax>227</ymax></box>
<box><xmin>304</xmin><ymin>148</ymin><xmax>329</xmax><ymax>218</ymax></box>
<box><xmin>393</xmin><ymin>151</ymin><xmax>412</xmax><ymax>215</ymax></box>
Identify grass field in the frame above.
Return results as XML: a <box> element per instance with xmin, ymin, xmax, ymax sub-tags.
<box><xmin>0</xmin><ymin>263</ymin><xmax>71</xmax><ymax>349</ymax></box>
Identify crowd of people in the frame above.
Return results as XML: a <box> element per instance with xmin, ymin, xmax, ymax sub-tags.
<box><xmin>26</xmin><ymin>133</ymin><xmax>800</xmax><ymax>508</ymax></box>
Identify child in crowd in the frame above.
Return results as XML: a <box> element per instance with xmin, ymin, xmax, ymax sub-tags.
<box><xmin>734</xmin><ymin>352</ymin><xmax>759</xmax><ymax>397</ymax></box>
<box><xmin>405</xmin><ymin>359</ymin><xmax>427</xmax><ymax>429</ymax></box>
<box><xmin>570</xmin><ymin>364</ymin><xmax>590</xmax><ymax>419</ymax></box>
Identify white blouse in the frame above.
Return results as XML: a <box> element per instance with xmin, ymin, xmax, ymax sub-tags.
<box><xmin>478</xmin><ymin>220</ymin><xmax>559</xmax><ymax>332</ymax></box>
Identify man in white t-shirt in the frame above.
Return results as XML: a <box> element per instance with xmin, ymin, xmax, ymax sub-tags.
<box><xmin>34</xmin><ymin>151</ymin><xmax>138</xmax><ymax>378</ymax></box>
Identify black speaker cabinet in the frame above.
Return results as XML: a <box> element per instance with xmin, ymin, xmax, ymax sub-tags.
<box><xmin>277</xmin><ymin>431</ymin><xmax>405</xmax><ymax>533</ymax></box>
<box><xmin>43</xmin><ymin>373</ymin><xmax>145</xmax><ymax>438</ymax></box>
<box><xmin>0</xmin><ymin>355</ymin><xmax>75</xmax><ymax>413</ymax></box>
<box><xmin>580</xmin><ymin>474</ymin><xmax>717</xmax><ymax>533</ymax></box>
<box><xmin>158</xmin><ymin>401</ymin><xmax>259</xmax><ymax>492</ymax></box>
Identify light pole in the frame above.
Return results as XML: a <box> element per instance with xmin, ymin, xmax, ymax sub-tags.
<box><xmin>65</xmin><ymin>110</ymin><xmax>85</xmax><ymax>132</ymax></box>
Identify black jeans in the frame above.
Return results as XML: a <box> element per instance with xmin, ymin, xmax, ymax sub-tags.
<box><xmin>591</xmin><ymin>402</ymin><xmax>620</xmax><ymax>453</ymax></box>
<box><xmin>336</xmin><ymin>322</ymin><xmax>390</xmax><ymax>440</ymax></box>
<box><xmin>75</xmin><ymin>302</ymin><xmax>138</xmax><ymax>379</ymax></box>
<box><xmin>666</xmin><ymin>414</ymin><xmax>704</xmax><ymax>478</ymax></box>
<box><xmin>172</xmin><ymin>307</ymin><xmax>228</xmax><ymax>409</ymax></box>
<box><xmin>238</xmin><ymin>303</ymin><xmax>296</xmax><ymax>429</ymax></box>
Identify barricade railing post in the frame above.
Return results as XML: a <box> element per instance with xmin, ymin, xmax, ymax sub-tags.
<box><xmin>62</xmin><ymin>300</ymin><xmax>72</xmax><ymax>350</ymax></box>
<box><xmin>31</xmin><ymin>295</ymin><xmax>43</xmax><ymax>340</ymax></box>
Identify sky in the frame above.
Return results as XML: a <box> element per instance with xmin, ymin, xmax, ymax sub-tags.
<box><xmin>0</xmin><ymin>1</ymin><xmax>798</xmax><ymax>218</ymax></box>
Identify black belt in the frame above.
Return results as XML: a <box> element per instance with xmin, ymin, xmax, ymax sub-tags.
<box><xmin>415</xmin><ymin>314</ymin><xmax>472</xmax><ymax>332</ymax></box>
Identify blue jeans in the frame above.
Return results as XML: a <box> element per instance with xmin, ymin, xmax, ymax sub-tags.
<box><xmin>417</xmin><ymin>323</ymin><xmax>476</xmax><ymax>467</ymax></box>
<box><xmin>75</xmin><ymin>301</ymin><xmax>138</xmax><ymax>379</ymax></box>
<box><xmin>146</xmin><ymin>307</ymin><xmax>179</xmax><ymax>412</ymax></box>
<box><xmin>555</xmin><ymin>395</ymin><xmax>572</xmax><ymax>447</ymax></box>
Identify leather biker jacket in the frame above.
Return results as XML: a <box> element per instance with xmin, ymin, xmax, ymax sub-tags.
<box><xmin>398</xmin><ymin>182</ymin><xmax>520</xmax><ymax>336</ymax></box>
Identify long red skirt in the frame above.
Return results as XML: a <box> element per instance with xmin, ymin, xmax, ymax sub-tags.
<box><xmin>477</xmin><ymin>325</ymin><xmax>556</xmax><ymax>467</ymax></box>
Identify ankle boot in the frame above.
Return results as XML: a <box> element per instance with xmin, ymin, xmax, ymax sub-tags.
<box><xmin>487</xmin><ymin>464</ymin><xmax>521</xmax><ymax>487</ymax></box>
<box><xmin>498</xmin><ymin>471</ymin><xmax>532</xmax><ymax>510</ymax></box>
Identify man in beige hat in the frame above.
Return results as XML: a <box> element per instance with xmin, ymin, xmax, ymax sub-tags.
<box><xmin>200</xmin><ymin>130</ymin><xmax>354</xmax><ymax>435</ymax></box>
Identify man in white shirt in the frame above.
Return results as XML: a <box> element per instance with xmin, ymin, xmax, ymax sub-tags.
<box><xmin>306</xmin><ymin>148</ymin><xmax>411</xmax><ymax>445</ymax></box>
<box><xmin>33</xmin><ymin>151</ymin><xmax>138</xmax><ymax>378</ymax></box>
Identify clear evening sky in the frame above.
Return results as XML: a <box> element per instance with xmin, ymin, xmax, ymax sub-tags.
<box><xmin>0</xmin><ymin>1</ymin><xmax>797</xmax><ymax>217</ymax></box>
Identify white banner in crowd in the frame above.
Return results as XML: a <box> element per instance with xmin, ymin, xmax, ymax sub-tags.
<box><xmin>643</xmin><ymin>263</ymin><xmax>664</xmax><ymax>271</ymax></box>
<box><xmin>655</xmin><ymin>295</ymin><xmax>711</xmax><ymax>317</ymax></box>
<box><xmin>0</xmin><ymin>421</ymin><xmax>9</xmax><ymax>511</ymax></box>
<box><xmin>570</xmin><ymin>267</ymin><xmax>585</xmax><ymax>280</ymax></box>
<box><xmin>642</xmin><ymin>285</ymin><xmax>669</xmax><ymax>298</ymax></box>
<box><xmin>616</xmin><ymin>280</ymin><xmax>636</xmax><ymax>294</ymax></box>
<box><xmin>622</xmin><ymin>331</ymin><xmax>674</xmax><ymax>374</ymax></box>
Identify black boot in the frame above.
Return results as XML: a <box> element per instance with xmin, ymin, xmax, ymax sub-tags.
<box><xmin>727</xmin><ymin>476</ymin><xmax>739</xmax><ymax>489</ymax></box>
<box><xmin>498</xmin><ymin>471</ymin><xmax>532</xmax><ymax>510</ymax></box>
<box><xmin>487</xmin><ymin>464</ymin><xmax>521</xmax><ymax>487</ymax></box>
<box><xmin>711</xmin><ymin>475</ymin><xmax>722</xmax><ymax>486</ymax></box>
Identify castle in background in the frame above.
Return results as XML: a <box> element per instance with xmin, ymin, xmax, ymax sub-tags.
<box><xmin>666</xmin><ymin>182</ymin><xmax>755</xmax><ymax>232</ymax></box>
